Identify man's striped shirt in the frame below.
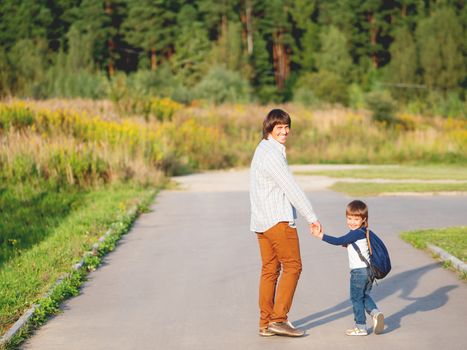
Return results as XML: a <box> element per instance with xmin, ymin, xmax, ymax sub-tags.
<box><xmin>249</xmin><ymin>137</ymin><xmax>318</xmax><ymax>232</ymax></box>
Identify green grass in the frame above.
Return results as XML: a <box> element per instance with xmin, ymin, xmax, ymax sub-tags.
<box><xmin>400</xmin><ymin>226</ymin><xmax>467</xmax><ymax>264</ymax></box>
<box><xmin>0</xmin><ymin>183</ymin><xmax>86</xmax><ymax>266</ymax></box>
<box><xmin>330</xmin><ymin>181</ymin><xmax>467</xmax><ymax>196</ymax></box>
<box><xmin>0</xmin><ymin>183</ymin><xmax>157</xmax><ymax>337</ymax></box>
<box><xmin>295</xmin><ymin>165</ymin><xmax>467</xmax><ymax>180</ymax></box>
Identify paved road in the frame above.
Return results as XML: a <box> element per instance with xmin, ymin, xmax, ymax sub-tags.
<box><xmin>23</xmin><ymin>167</ymin><xmax>467</xmax><ymax>350</ymax></box>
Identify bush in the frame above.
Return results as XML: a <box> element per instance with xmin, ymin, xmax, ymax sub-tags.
<box><xmin>128</xmin><ymin>65</ymin><xmax>177</xmax><ymax>98</ymax></box>
<box><xmin>257</xmin><ymin>85</ymin><xmax>280</xmax><ymax>104</ymax></box>
<box><xmin>148</xmin><ymin>97</ymin><xmax>183</xmax><ymax>122</ymax></box>
<box><xmin>365</xmin><ymin>90</ymin><xmax>398</xmax><ymax>124</ymax></box>
<box><xmin>425</xmin><ymin>91</ymin><xmax>465</xmax><ymax>118</ymax></box>
<box><xmin>348</xmin><ymin>84</ymin><xmax>366</xmax><ymax>109</ymax></box>
<box><xmin>294</xmin><ymin>70</ymin><xmax>348</xmax><ymax>105</ymax></box>
<box><xmin>195</xmin><ymin>66</ymin><xmax>251</xmax><ymax>104</ymax></box>
<box><xmin>46</xmin><ymin>66</ymin><xmax>107</xmax><ymax>99</ymax></box>
<box><xmin>0</xmin><ymin>103</ymin><xmax>34</xmax><ymax>130</ymax></box>
<box><xmin>292</xmin><ymin>87</ymin><xmax>319</xmax><ymax>107</ymax></box>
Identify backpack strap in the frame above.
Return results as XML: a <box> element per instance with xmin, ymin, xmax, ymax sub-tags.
<box><xmin>351</xmin><ymin>242</ymin><xmax>376</xmax><ymax>284</ymax></box>
<box><xmin>351</xmin><ymin>242</ymin><xmax>370</xmax><ymax>269</ymax></box>
<box><xmin>365</xmin><ymin>228</ymin><xmax>372</xmax><ymax>256</ymax></box>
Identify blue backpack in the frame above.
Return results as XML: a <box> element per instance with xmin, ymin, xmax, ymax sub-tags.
<box><xmin>351</xmin><ymin>228</ymin><xmax>391</xmax><ymax>281</ymax></box>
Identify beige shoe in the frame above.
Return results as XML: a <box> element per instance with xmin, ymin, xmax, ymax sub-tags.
<box><xmin>373</xmin><ymin>312</ymin><xmax>385</xmax><ymax>334</ymax></box>
<box><xmin>259</xmin><ymin>327</ymin><xmax>276</xmax><ymax>337</ymax></box>
<box><xmin>268</xmin><ymin>322</ymin><xmax>305</xmax><ymax>337</ymax></box>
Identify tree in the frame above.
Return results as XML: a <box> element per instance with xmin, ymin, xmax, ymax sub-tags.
<box><xmin>257</xmin><ymin>0</ymin><xmax>294</xmax><ymax>90</ymax></box>
<box><xmin>0</xmin><ymin>0</ymin><xmax>52</xmax><ymax>50</ymax></box>
<box><xmin>66</xmin><ymin>25</ymin><xmax>95</xmax><ymax>70</ymax></box>
<box><xmin>67</xmin><ymin>0</ymin><xmax>126</xmax><ymax>75</ymax></box>
<box><xmin>8</xmin><ymin>38</ymin><xmax>48</xmax><ymax>96</ymax></box>
<box><xmin>384</xmin><ymin>26</ymin><xmax>418</xmax><ymax>100</ymax></box>
<box><xmin>122</xmin><ymin>0</ymin><xmax>178</xmax><ymax>70</ymax></box>
<box><xmin>288</xmin><ymin>0</ymin><xmax>319</xmax><ymax>72</ymax></box>
<box><xmin>198</xmin><ymin>0</ymin><xmax>237</xmax><ymax>40</ymax></box>
<box><xmin>316</xmin><ymin>26</ymin><xmax>353</xmax><ymax>80</ymax></box>
<box><xmin>416</xmin><ymin>7</ymin><xmax>464</xmax><ymax>91</ymax></box>
<box><xmin>209</xmin><ymin>20</ymin><xmax>249</xmax><ymax>76</ymax></box>
<box><xmin>251</xmin><ymin>31</ymin><xmax>277</xmax><ymax>102</ymax></box>
<box><xmin>318</xmin><ymin>0</ymin><xmax>395</xmax><ymax>78</ymax></box>
<box><xmin>171</xmin><ymin>4</ymin><xmax>211</xmax><ymax>86</ymax></box>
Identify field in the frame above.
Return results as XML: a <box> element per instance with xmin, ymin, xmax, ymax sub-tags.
<box><xmin>0</xmin><ymin>98</ymin><xmax>466</xmax><ymax>341</ymax></box>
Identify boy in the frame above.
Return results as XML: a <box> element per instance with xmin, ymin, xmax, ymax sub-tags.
<box><xmin>312</xmin><ymin>200</ymin><xmax>384</xmax><ymax>336</ymax></box>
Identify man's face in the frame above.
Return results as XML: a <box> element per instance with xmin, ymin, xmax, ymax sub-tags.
<box><xmin>269</xmin><ymin>123</ymin><xmax>290</xmax><ymax>144</ymax></box>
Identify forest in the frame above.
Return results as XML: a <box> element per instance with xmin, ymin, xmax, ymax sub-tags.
<box><xmin>0</xmin><ymin>0</ymin><xmax>465</xmax><ymax>117</ymax></box>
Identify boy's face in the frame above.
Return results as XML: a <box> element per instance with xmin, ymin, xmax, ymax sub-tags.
<box><xmin>269</xmin><ymin>123</ymin><xmax>290</xmax><ymax>144</ymax></box>
<box><xmin>346</xmin><ymin>215</ymin><xmax>365</xmax><ymax>230</ymax></box>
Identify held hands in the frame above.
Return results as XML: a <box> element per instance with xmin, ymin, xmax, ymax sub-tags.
<box><xmin>310</xmin><ymin>221</ymin><xmax>323</xmax><ymax>240</ymax></box>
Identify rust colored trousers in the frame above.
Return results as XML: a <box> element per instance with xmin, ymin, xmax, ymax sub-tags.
<box><xmin>256</xmin><ymin>222</ymin><xmax>302</xmax><ymax>328</ymax></box>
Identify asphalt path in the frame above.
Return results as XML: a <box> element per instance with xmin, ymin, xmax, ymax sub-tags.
<box><xmin>23</xmin><ymin>167</ymin><xmax>467</xmax><ymax>350</ymax></box>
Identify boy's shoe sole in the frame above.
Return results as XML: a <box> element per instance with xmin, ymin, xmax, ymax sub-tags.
<box><xmin>373</xmin><ymin>312</ymin><xmax>385</xmax><ymax>334</ymax></box>
<box><xmin>345</xmin><ymin>327</ymin><xmax>368</xmax><ymax>336</ymax></box>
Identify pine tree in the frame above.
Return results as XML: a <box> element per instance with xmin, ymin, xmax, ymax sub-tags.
<box><xmin>288</xmin><ymin>0</ymin><xmax>319</xmax><ymax>72</ymax></box>
<box><xmin>0</xmin><ymin>0</ymin><xmax>52</xmax><ymax>50</ymax></box>
<box><xmin>197</xmin><ymin>0</ymin><xmax>237</xmax><ymax>40</ymax></box>
<box><xmin>251</xmin><ymin>31</ymin><xmax>277</xmax><ymax>102</ymax></box>
<box><xmin>67</xmin><ymin>0</ymin><xmax>125</xmax><ymax>75</ymax></box>
<box><xmin>171</xmin><ymin>4</ymin><xmax>211</xmax><ymax>86</ymax></box>
<box><xmin>416</xmin><ymin>7</ymin><xmax>464</xmax><ymax>91</ymax></box>
<box><xmin>384</xmin><ymin>26</ymin><xmax>418</xmax><ymax>99</ymax></box>
<box><xmin>257</xmin><ymin>0</ymin><xmax>293</xmax><ymax>90</ymax></box>
<box><xmin>122</xmin><ymin>0</ymin><xmax>178</xmax><ymax>70</ymax></box>
<box><xmin>209</xmin><ymin>20</ymin><xmax>249</xmax><ymax>75</ymax></box>
<box><xmin>316</xmin><ymin>26</ymin><xmax>353</xmax><ymax>80</ymax></box>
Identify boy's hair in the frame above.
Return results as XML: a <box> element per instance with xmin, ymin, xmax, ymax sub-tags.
<box><xmin>346</xmin><ymin>200</ymin><xmax>368</xmax><ymax>227</ymax></box>
<box><xmin>262</xmin><ymin>109</ymin><xmax>291</xmax><ymax>140</ymax></box>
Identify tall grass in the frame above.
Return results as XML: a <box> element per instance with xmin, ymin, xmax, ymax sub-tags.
<box><xmin>1</xmin><ymin>100</ymin><xmax>465</xmax><ymax>184</ymax></box>
<box><xmin>177</xmin><ymin>103</ymin><xmax>466</xmax><ymax>165</ymax></box>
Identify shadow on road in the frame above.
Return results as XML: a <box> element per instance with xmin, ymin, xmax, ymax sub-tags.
<box><xmin>294</xmin><ymin>263</ymin><xmax>458</xmax><ymax>332</ymax></box>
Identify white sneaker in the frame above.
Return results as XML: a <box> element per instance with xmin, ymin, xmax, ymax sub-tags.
<box><xmin>373</xmin><ymin>312</ymin><xmax>384</xmax><ymax>334</ymax></box>
<box><xmin>345</xmin><ymin>327</ymin><xmax>368</xmax><ymax>336</ymax></box>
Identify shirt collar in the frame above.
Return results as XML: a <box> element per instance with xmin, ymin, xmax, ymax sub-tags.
<box><xmin>267</xmin><ymin>136</ymin><xmax>287</xmax><ymax>158</ymax></box>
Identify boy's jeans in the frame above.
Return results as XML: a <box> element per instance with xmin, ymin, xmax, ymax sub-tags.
<box><xmin>350</xmin><ymin>268</ymin><xmax>378</xmax><ymax>329</ymax></box>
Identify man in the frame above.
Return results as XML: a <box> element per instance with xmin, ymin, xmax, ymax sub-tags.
<box><xmin>250</xmin><ymin>108</ymin><xmax>321</xmax><ymax>337</ymax></box>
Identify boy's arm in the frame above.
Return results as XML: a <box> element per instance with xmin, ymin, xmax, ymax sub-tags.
<box><xmin>315</xmin><ymin>230</ymin><xmax>364</xmax><ymax>246</ymax></box>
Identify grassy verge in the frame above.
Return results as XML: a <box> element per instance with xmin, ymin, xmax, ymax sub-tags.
<box><xmin>400</xmin><ymin>226</ymin><xmax>467</xmax><ymax>279</ymax></box>
<box><xmin>0</xmin><ymin>183</ymin><xmax>157</xmax><ymax>339</ymax></box>
<box><xmin>330</xmin><ymin>181</ymin><xmax>467</xmax><ymax>196</ymax></box>
<box><xmin>295</xmin><ymin>165</ymin><xmax>467</xmax><ymax>180</ymax></box>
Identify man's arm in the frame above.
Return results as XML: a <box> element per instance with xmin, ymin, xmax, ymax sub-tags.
<box><xmin>263</xmin><ymin>151</ymin><xmax>318</xmax><ymax>224</ymax></box>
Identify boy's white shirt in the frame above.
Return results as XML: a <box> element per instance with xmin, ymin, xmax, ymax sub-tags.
<box><xmin>347</xmin><ymin>238</ymin><xmax>371</xmax><ymax>269</ymax></box>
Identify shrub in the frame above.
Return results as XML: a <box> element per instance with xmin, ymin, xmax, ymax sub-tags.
<box><xmin>195</xmin><ymin>66</ymin><xmax>251</xmax><ymax>104</ymax></box>
<box><xmin>348</xmin><ymin>84</ymin><xmax>366</xmax><ymax>109</ymax></box>
<box><xmin>365</xmin><ymin>90</ymin><xmax>398</xmax><ymax>124</ymax></box>
<box><xmin>292</xmin><ymin>87</ymin><xmax>319</xmax><ymax>107</ymax></box>
<box><xmin>295</xmin><ymin>71</ymin><xmax>348</xmax><ymax>105</ymax></box>
<box><xmin>0</xmin><ymin>103</ymin><xmax>34</xmax><ymax>130</ymax></box>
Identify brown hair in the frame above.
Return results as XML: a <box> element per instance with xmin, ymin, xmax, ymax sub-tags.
<box><xmin>262</xmin><ymin>109</ymin><xmax>291</xmax><ymax>140</ymax></box>
<box><xmin>346</xmin><ymin>200</ymin><xmax>368</xmax><ymax>228</ymax></box>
